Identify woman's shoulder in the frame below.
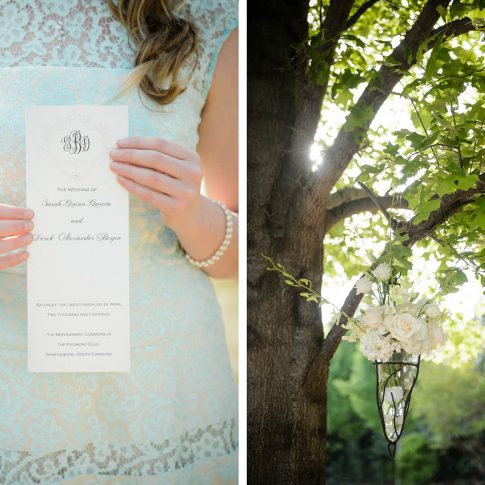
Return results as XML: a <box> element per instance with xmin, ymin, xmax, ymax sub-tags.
<box><xmin>176</xmin><ymin>0</ymin><xmax>238</xmax><ymax>100</ymax></box>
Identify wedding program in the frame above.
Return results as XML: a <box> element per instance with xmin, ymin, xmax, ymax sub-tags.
<box><xmin>25</xmin><ymin>105</ymin><xmax>130</xmax><ymax>372</ymax></box>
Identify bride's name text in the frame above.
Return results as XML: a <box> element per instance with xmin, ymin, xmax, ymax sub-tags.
<box><xmin>42</xmin><ymin>199</ymin><xmax>111</xmax><ymax>208</ymax></box>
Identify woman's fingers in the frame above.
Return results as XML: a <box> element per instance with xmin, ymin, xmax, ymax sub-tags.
<box><xmin>0</xmin><ymin>251</ymin><xmax>29</xmax><ymax>270</ymax></box>
<box><xmin>116</xmin><ymin>175</ymin><xmax>177</xmax><ymax>211</ymax></box>
<box><xmin>0</xmin><ymin>219</ymin><xmax>34</xmax><ymax>238</ymax></box>
<box><xmin>0</xmin><ymin>206</ymin><xmax>34</xmax><ymax>269</ymax></box>
<box><xmin>0</xmin><ymin>233</ymin><xmax>34</xmax><ymax>255</ymax></box>
<box><xmin>110</xmin><ymin>148</ymin><xmax>184</xmax><ymax>178</ymax></box>
<box><xmin>116</xmin><ymin>137</ymin><xmax>198</xmax><ymax>163</ymax></box>
<box><xmin>0</xmin><ymin>204</ymin><xmax>34</xmax><ymax>220</ymax></box>
<box><xmin>109</xmin><ymin>148</ymin><xmax>201</xmax><ymax>183</ymax></box>
<box><xmin>110</xmin><ymin>162</ymin><xmax>189</xmax><ymax>198</ymax></box>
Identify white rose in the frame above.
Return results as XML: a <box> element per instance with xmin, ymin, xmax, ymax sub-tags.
<box><xmin>355</xmin><ymin>276</ymin><xmax>373</xmax><ymax>295</ymax></box>
<box><xmin>385</xmin><ymin>313</ymin><xmax>428</xmax><ymax>354</ymax></box>
<box><xmin>425</xmin><ymin>303</ymin><xmax>441</xmax><ymax>320</ymax></box>
<box><xmin>362</xmin><ymin>306</ymin><xmax>385</xmax><ymax>329</ymax></box>
<box><xmin>372</xmin><ymin>263</ymin><xmax>392</xmax><ymax>282</ymax></box>
<box><xmin>384</xmin><ymin>386</ymin><xmax>404</xmax><ymax>405</ymax></box>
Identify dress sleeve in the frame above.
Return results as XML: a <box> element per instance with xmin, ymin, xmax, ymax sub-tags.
<box><xmin>180</xmin><ymin>0</ymin><xmax>239</xmax><ymax>101</ymax></box>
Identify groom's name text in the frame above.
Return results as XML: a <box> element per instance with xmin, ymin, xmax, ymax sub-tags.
<box><xmin>34</xmin><ymin>233</ymin><xmax>122</xmax><ymax>243</ymax></box>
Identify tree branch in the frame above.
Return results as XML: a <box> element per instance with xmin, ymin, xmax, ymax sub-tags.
<box><xmin>428</xmin><ymin>16</ymin><xmax>480</xmax><ymax>46</ymax></box>
<box><xmin>344</xmin><ymin>0</ymin><xmax>380</xmax><ymax>30</ymax></box>
<box><xmin>304</xmin><ymin>174</ymin><xmax>485</xmax><ymax>397</ymax></box>
<box><xmin>288</xmin><ymin>0</ymin><xmax>355</xmax><ymax>164</ymax></box>
<box><xmin>403</xmin><ymin>174</ymin><xmax>485</xmax><ymax>247</ymax></box>
<box><xmin>327</xmin><ymin>187</ymin><xmax>371</xmax><ymax>209</ymax></box>
<box><xmin>310</xmin><ymin>0</ymin><xmax>452</xmax><ymax>200</ymax></box>
<box><xmin>326</xmin><ymin>194</ymin><xmax>409</xmax><ymax>230</ymax></box>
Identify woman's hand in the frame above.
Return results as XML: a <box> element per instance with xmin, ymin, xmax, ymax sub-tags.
<box><xmin>109</xmin><ymin>137</ymin><xmax>203</xmax><ymax>233</ymax></box>
<box><xmin>109</xmin><ymin>136</ymin><xmax>237</xmax><ymax>279</ymax></box>
<box><xmin>0</xmin><ymin>203</ymin><xmax>34</xmax><ymax>270</ymax></box>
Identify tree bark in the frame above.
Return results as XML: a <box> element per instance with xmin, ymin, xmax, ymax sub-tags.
<box><xmin>248</xmin><ymin>1</ymin><xmax>330</xmax><ymax>483</ymax></box>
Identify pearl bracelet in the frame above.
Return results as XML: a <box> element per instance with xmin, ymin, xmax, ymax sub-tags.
<box><xmin>183</xmin><ymin>201</ymin><xmax>234</xmax><ymax>269</ymax></box>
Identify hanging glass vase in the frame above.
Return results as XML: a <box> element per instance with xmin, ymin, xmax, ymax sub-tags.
<box><xmin>374</xmin><ymin>351</ymin><xmax>420</xmax><ymax>457</ymax></box>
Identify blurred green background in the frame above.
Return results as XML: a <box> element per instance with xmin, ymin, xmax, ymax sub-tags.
<box><xmin>326</xmin><ymin>339</ymin><xmax>485</xmax><ymax>485</ymax></box>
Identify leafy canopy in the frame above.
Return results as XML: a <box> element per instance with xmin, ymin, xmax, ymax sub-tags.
<box><xmin>306</xmin><ymin>0</ymin><xmax>485</xmax><ymax>359</ymax></box>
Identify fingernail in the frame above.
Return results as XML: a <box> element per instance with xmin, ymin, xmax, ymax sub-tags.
<box><xmin>20</xmin><ymin>252</ymin><xmax>29</xmax><ymax>261</ymax></box>
<box><xmin>110</xmin><ymin>161</ymin><xmax>119</xmax><ymax>171</ymax></box>
<box><xmin>24</xmin><ymin>209</ymin><xmax>34</xmax><ymax>218</ymax></box>
<box><xmin>25</xmin><ymin>221</ymin><xmax>34</xmax><ymax>231</ymax></box>
<box><xmin>117</xmin><ymin>138</ymin><xmax>128</xmax><ymax>146</ymax></box>
<box><xmin>24</xmin><ymin>233</ymin><xmax>34</xmax><ymax>243</ymax></box>
<box><xmin>110</xmin><ymin>149</ymin><xmax>122</xmax><ymax>158</ymax></box>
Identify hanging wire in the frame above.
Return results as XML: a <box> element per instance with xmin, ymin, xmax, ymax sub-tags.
<box><xmin>374</xmin><ymin>355</ymin><xmax>421</xmax><ymax>458</ymax></box>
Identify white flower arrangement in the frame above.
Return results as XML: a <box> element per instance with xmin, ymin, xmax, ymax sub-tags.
<box><xmin>264</xmin><ymin>248</ymin><xmax>447</xmax><ymax>454</ymax></box>
<box><xmin>344</xmin><ymin>263</ymin><xmax>447</xmax><ymax>362</ymax></box>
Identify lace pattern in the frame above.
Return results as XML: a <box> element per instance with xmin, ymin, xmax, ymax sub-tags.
<box><xmin>0</xmin><ymin>419</ymin><xmax>237</xmax><ymax>484</ymax></box>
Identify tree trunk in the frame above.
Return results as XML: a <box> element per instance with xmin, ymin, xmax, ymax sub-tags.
<box><xmin>247</xmin><ymin>223</ymin><xmax>330</xmax><ymax>484</ymax></box>
<box><xmin>248</xmin><ymin>1</ymin><xmax>331</xmax><ymax>482</ymax></box>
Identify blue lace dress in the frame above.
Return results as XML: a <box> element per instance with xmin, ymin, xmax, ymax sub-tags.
<box><xmin>0</xmin><ymin>1</ymin><xmax>238</xmax><ymax>483</ymax></box>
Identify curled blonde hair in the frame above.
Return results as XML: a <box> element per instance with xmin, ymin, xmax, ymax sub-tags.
<box><xmin>108</xmin><ymin>0</ymin><xmax>198</xmax><ymax>105</ymax></box>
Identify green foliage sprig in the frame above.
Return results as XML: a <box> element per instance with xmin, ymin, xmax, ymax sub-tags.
<box><xmin>262</xmin><ymin>254</ymin><xmax>356</xmax><ymax>329</ymax></box>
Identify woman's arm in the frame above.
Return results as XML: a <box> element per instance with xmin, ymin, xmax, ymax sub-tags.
<box><xmin>109</xmin><ymin>29</ymin><xmax>238</xmax><ymax>279</ymax></box>
<box><xmin>198</xmin><ymin>29</ymin><xmax>238</xmax><ymax>213</ymax></box>
<box><xmin>177</xmin><ymin>28</ymin><xmax>239</xmax><ymax>278</ymax></box>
